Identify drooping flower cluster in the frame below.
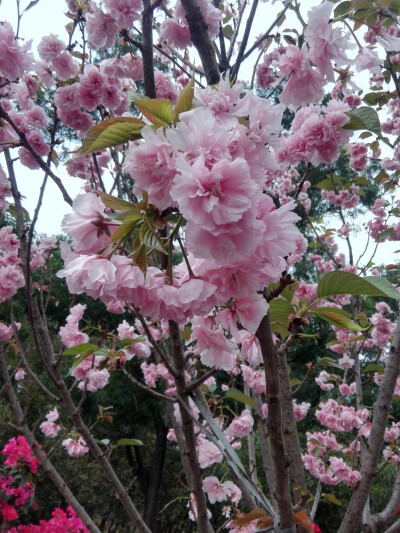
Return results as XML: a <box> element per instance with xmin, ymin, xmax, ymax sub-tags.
<box><xmin>59</xmin><ymin>81</ymin><xmax>304</xmax><ymax>332</ymax></box>
<box><xmin>0</xmin><ymin>227</ymin><xmax>25</xmax><ymax>304</ymax></box>
<box><xmin>277</xmin><ymin>101</ymin><xmax>352</xmax><ymax>167</ymax></box>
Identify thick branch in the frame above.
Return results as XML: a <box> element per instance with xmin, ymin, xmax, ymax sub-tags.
<box><xmin>180</xmin><ymin>0</ymin><xmax>220</xmax><ymax>85</ymax></box>
<box><xmin>339</xmin><ymin>316</ymin><xmax>400</xmax><ymax>533</ymax></box>
<box><xmin>277</xmin><ymin>338</ymin><xmax>309</xmax><ymax>506</ymax></box>
<box><xmin>142</xmin><ymin>0</ymin><xmax>157</xmax><ymax>98</ymax></box>
<box><xmin>253</xmin><ymin>393</ymin><xmax>278</xmax><ymax>509</ymax></box>
<box><xmin>256</xmin><ymin>313</ymin><xmax>295</xmax><ymax>531</ymax></box>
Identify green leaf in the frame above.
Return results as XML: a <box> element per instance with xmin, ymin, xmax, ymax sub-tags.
<box><xmin>96</xmin><ymin>191</ymin><xmax>137</xmax><ymax>211</ymax></box>
<box><xmin>180</xmin><ymin>326</ymin><xmax>192</xmax><ymax>341</ymax></box>
<box><xmin>140</xmin><ymin>216</ymin><xmax>167</xmax><ymax>253</ymax></box>
<box><xmin>364</xmin><ymin>363</ymin><xmax>385</xmax><ymax>374</ymax></box>
<box><xmin>376</xmin><ymin>228</ymin><xmax>395</xmax><ymax>241</ymax></box>
<box><xmin>115</xmin><ymin>208</ymin><xmax>143</xmax><ymax>221</ymax></box>
<box><xmin>134</xmin><ymin>99</ymin><xmax>173</xmax><ymax>127</ymax></box>
<box><xmin>317</xmin><ymin>271</ymin><xmax>400</xmax><ymax>300</ymax></box>
<box><xmin>173</xmin><ymin>77</ymin><xmax>194</xmax><ymax>124</ymax></box>
<box><xmin>133</xmin><ymin>242</ymin><xmax>148</xmax><ymax>276</ymax></box>
<box><xmin>78</xmin><ymin>117</ymin><xmax>145</xmax><ymax>155</ymax></box>
<box><xmin>116</xmin><ymin>438</ymin><xmax>143</xmax><ymax>446</ymax></box>
<box><xmin>70</xmin><ymin>352</ymin><xmax>95</xmax><ymax>370</ymax></box>
<box><xmin>110</xmin><ymin>215</ymin><xmax>142</xmax><ymax>243</ymax></box>
<box><xmin>344</xmin><ymin>106</ymin><xmax>381</xmax><ymax>135</ymax></box>
<box><xmin>290</xmin><ymin>378</ymin><xmax>300</xmax><ymax>387</ymax></box>
<box><xmin>315</xmin><ymin>175</ymin><xmax>339</xmax><ymax>191</ymax></box>
<box><xmin>334</xmin><ymin>1</ymin><xmax>352</xmax><ymax>17</ymax></box>
<box><xmin>120</xmin><ymin>336</ymin><xmax>147</xmax><ymax>347</ymax></box>
<box><xmin>269</xmin><ymin>299</ymin><xmax>293</xmax><ymax>325</ymax></box>
<box><xmin>223</xmin><ymin>24</ymin><xmax>233</xmax><ymax>38</ymax></box>
<box><xmin>311</xmin><ymin>307</ymin><xmax>364</xmax><ymax>331</ymax></box>
<box><xmin>269</xmin><ymin>299</ymin><xmax>294</xmax><ymax>340</ymax></box>
<box><xmin>225</xmin><ymin>388</ymin><xmax>255</xmax><ymax>408</ymax></box>
<box><xmin>62</xmin><ymin>343</ymin><xmax>98</xmax><ymax>356</ymax></box>
<box><xmin>7</xmin><ymin>204</ymin><xmax>31</xmax><ymax>222</ymax></box>
<box><xmin>315</xmin><ymin>357</ymin><xmax>344</xmax><ymax>370</ymax></box>
<box><xmin>321</xmin><ymin>493</ymin><xmax>343</xmax><ymax>507</ymax></box>
<box><xmin>281</xmin><ymin>282</ymin><xmax>299</xmax><ymax>302</ymax></box>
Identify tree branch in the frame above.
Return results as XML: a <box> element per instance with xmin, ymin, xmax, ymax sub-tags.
<box><xmin>256</xmin><ymin>313</ymin><xmax>295</xmax><ymax>531</ymax></box>
<box><xmin>169</xmin><ymin>320</ymin><xmax>214</xmax><ymax>533</ymax></box>
<box><xmin>180</xmin><ymin>0</ymin><xmax>220</xmax><ymax>85</ymax></box>
<box><xmin>339</xmin><ymin>316</ymin><xmax>400</xmax><ymax>533</ymax></box>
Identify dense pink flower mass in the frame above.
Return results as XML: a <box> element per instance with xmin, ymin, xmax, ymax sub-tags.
<box><xmin>2</xmin><ymin>436</ymin><xmax>40</xmax><ymax>474</ymax></box>
<box><xmin>61</xmin><ymin>81</ymin><xmax>304</xmax><ymax>325</ymax></box>
<box><xmin>5</xmin><ymin>2</ymin><xmax>400</xmax><ymax>529</ymax></box>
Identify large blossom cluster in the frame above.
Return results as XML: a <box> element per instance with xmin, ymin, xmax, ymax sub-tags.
<box><xmin>302</xmin><ymin>431</ymin><xmax>362</xmax><ymax>487</ymax></box>
<box><xmin>59</xmin><ymin>81</ymin><xmax>303</xmax><ymax>330</ymax></box>
<box><xmin>277</xmin><ymin>101</ymin><xmax>352</xmax><ymax>167</ymax></box>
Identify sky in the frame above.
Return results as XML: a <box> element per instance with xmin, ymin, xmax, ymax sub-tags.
<box><xmin>0</xmin><ymin>0</ymin><xmax>399</xmax><ymax>269</ymax></box>
<box><xmin>1</xmin><ymin>0</ymin><xmax>82</xmax><ymax>235</ymax></box>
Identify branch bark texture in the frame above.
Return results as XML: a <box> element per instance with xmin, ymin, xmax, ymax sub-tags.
<box><xmin>339</xmin><ymin>316</ymin><xmax>400</xmax><ymax>533</ymax></box>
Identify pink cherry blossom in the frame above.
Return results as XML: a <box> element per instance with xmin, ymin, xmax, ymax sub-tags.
<box><xmin>171</xmin><ymin>155</ymin><xmax>256</xmax><ymax>230</ymax></box>
<box><xmin>0</xmin><ymin>22</ymin><xmax>33</xmax><ymax>81</ymax></box>
<box><xmin>304</xmin><ymin>2</ymin><xmax>354</xmax><ymax>82</ymax></box>
<box><xmin>37</xmin><ymin>34</ymin><xmax>65</xmax><ymax>62</ymax></box>
<box><xmin>62</xmin><ymin>437</ymin><xmax>89</xmax><ymax>458</ymax></box>
<box><xmin>85</xmin><ymin>5</ymin><xmax>118</xmax><ymax>50</ymax></box>
<box><xmin>197</xmin><ymin>436</ymin><xmax>223</xmax><ymax>469</ymax></box>
<box><xmin>159</xmin><ymin>18</ymin><xmax>192</xmax><ymax>49</ymax></box>
<box><xmin>154</xmin><ymin>71</ymin><xmax>179</xmax><ymax>104</ymax></box>
<box><xmin>14</xmin><ymin>368</ymin><xmax>26</xmax><ymax>381</ymax></box>
<box><xmin>123</xmin><ymin>126</ymin><xmax>177</xmax><ymax>210</ymax></box>
<box><xmin>62</xmin><ymin>193</ymin><xmax>120</xmax><ymax>255</ymax></box>
<box><xmin>293</xmin><ymin>401</ymin><xmax>311</xmax><ymax>422</ymax></box>
<box><xmin>226</xmin><ymin>409</ymin><xmax>254</xmax><ymax>438</ymax></box>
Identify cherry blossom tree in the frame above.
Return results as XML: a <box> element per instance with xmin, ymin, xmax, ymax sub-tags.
<box><xmin>1</xmin><ymin>0</ymin><xmax>400</xmax><ymax>532</ymax></box>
